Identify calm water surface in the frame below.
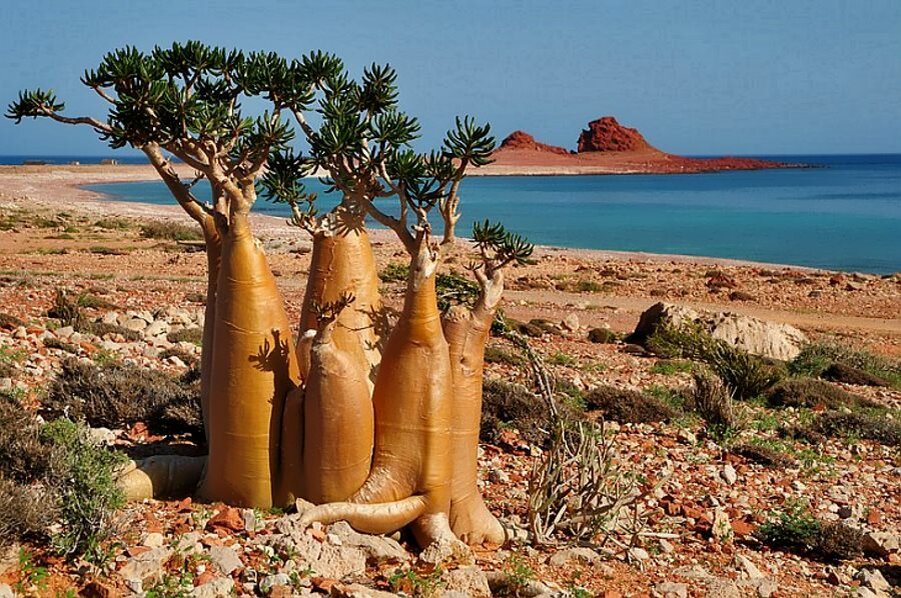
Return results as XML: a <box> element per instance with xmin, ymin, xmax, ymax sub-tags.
<box><xmin>79</xmin><ymin>154</ymin><xmax>901</xmax><ymax>274</ymax></box>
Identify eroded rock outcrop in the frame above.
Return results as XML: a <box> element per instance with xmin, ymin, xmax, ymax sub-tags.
<box><xmin>499</xmin><ymin>130</ymin><xmax>570</xmax><ymax>155</ymax></box>
<box><xmin>577</xmin><ymin>116</ymin><xmax>653</xmax><ymax>153</ymax></box>
<box><xmin>629</xmin><ymin>302</ymin><xmax>807</xmax><ymax>362</ymax></box>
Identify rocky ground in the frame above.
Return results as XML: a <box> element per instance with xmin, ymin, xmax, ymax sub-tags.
<box><xmin>0</xmin><ymin>173</ymin><xmax>899</xmax><ymax>597</ymax></box>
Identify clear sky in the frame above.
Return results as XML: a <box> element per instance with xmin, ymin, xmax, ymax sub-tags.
<box><xmin>1</xmin><ymin>0</ymin><xmax>900</xmax><ymax>156</ymax></box>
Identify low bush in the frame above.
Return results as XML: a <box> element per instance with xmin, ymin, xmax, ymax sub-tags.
<box><xmin>646</xmin><ymin>322</ymin><xmax>782</xmax><ymax>400</ymax></box>
<box><xmin>805</xmin><ymin>411</ymin><xmax>900</xmax><ymax>447</ymax></box>
<box><xmin>43</xmin><ymin>419</ymin><xmax>126</xmax><ymax>558</ymax></box>
<box><xmin>729</xmin><ymin>442</ymin><xmax>795</xmax><ymax>468</ymax></box>
<box><xmin>766</xmin><ymin>378</ymin><xmax>878</xmax><ymax>410</ymax></box>
<box><xmin>688</xmin><ymin>370</ymin><xmax>737</xmax><ymax>431</ymax></box>
<box><xmin>756</xmin><ymin>500</ymin><xmax>865</xmax><ymax>561</ymax></box>
<box><xmin>481</xmin><ymin>378</ymin><xmax>548</xmax><ymax>445</ymax></box>
<box><xmin>167</xmin><ymin>327</ymin><xmax>203</xmax><ymax>345</ymax></box>
<box><xmin>650</xmin><ymin>359</ymin><xmax>694</xmax><ymax>375</ymax></box>
<box><xmin>821</xmin><ymin>362</ymin><xmax>890</xmax><ymax>387</ymax></box>
<box><xmin>0</xmin><ymin>394</ymin><xmax>59</xmax><ymax>484</ymax></box>
<box><xmin>140</xmin><ymin>220</ymin><xmax>203</xmax><ymax>241</ymax></box>
<box><xmin>789</xmin><ymin>341</ymin><xmax>901</xmax><ymax>388</ymax></box>
<box><xmin>0</xmin><ymin>477</ymin><xmax>56</xmax><ymax>545</ymax></box>
<box><xmin>45</xmin><ymin>358</ymin><xmax>203</xmax><ymax>438</ymax></box>
<box><xmin>379</xmin><ymin>262</ymin><xmax>409</xmax><ymax>283</ymax></box>
<box><xmin>583</xmin><ymin>385</ymin><xmax>676</xmax><ymax>423</ymax></box>
<box><xmin>0</xmin><ymin>312</ymin><xmax>25</xmax><ymax>329</ymax></box>
<box><xmin>484</xmin><ymin>345</ymin><xmax>525</xmax><ymax>366</ymax></box>
<box><xmin>43</xmin><ymin>337</ymin><xmax>80</xmax><ymax>354</ymax></box>
<box><xmin>587</xmin><ymin>328</ymin><xmax>617</xmax><ymax>344</ymax></box>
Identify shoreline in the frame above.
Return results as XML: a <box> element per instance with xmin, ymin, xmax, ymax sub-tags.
<box><xmin>0</xmin><ymin>163</ymin><xmax>884</xmax><ymax>275</ymax></box>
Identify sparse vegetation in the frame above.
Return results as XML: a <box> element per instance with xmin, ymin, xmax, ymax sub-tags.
<box><xmin>729</xmin><ymin>442</ymin><xmax>795</xmax><ymax>468</ymax></box>
<box><xmin>587</xmin><ymin>327</ymin><xmax>617</xmax><ymax>344</ymax></box>
<box><xmin>766</xmin><ymin>378</ymin><xmax>878</xmax><ymax>410</ymax></box>
<box><xmin>167</xmin><ymin>326</ymin><xmax>202</xmax><ymax>345</ymax></box>
<box><xmin>45</xmin><ymin>358</ymin><xmax>203</xmax><ymax>438</ymax></box>
<box><xmin>789</xmin><ymin>341</ymin><xmax>901</xmax><ymax>389</ymax></box>
<box><xmin>484</xmin><ymin>345</ymin><xmax>525</xmax><ymax>366</ymax></box>
<box><xmin>756</xmin><ymin>500</ymin><xmax>865</xmax><ymax>561</ymax></box>
<box><xmin>650</xmin><ymin>359</ymin><xmax>694</xmax><ymax>375</ymax></box>
<box><xmin>140</xmin><ymin>220</ymin><xmax>203</xmax><ymax>241</ymax></box>
<box><xmin>584</xmin><ymin>385</ymin><xmax>677</xmax><ymax>423</ymax></box>
<box><xmin>687</xmin><ymin>370</ymin><xmax>737</xmax><ymax>432</ymax></box>
<box><xmin>481</xmin><ymin>378</ymin><xmax>548</xmax><ymax>445</ymax></box>
<box><xmin>803</xmin><ymin>411</ymin><xmax>900</xmax><ymax>447</ymax></box>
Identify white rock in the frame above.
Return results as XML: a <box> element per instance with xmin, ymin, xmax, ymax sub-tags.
<box><xmin>0</xmin><ymin>584</ymin><xmax>13</xmax><ymax>598</ymax></box>
<box><xmin>655</xmin><ymin>582</ymin><xmax>688</xmax><ymax>598</ymax></box>
<box><xmin>56</xmin><ymin>325</ymin><xmax>75</xmax><ymax>338</ymax></box>
<box><xmin>142</xmin><ymin>532</ymin><xmax>165</xmax><ymax>548</ymax></box>
<box><xmin>122</xmin><ymin>317</ymin><xmax>148</xmax><ymax>331</ymax></box>
<box><xmin>143</xmin><ymin>320</ymin><xmax>170</xmax><ymax>337</ymax></box>
<box><xmin>561</xmin><ymin>314</ymin><xmax>580</xmax><ymax>331</ymax></box>
<box><xmin>192</xmin><ymin>577</ymin><xmax>234</xmax><ymax>598</ymax></box>
<box><xmin>721</xmin><ymin>464</ymin><xmax>737</xmax><ymax>485</ymax></box>
<box><xmin>712</xmin><ymin>508</ymin><xmax>734</xmax><ymax>542</ymax></box>
<box><xmin>259</xmin><ymin>573</ymin><xmax>291</xmax><ymax>594</ymax></box>
<box><xmin>209</xmin><ymin>545</ymin><xmax>242</xmax><ymax>576</ymax></box>
<box><xmin>101</xmin><ymin>312</ymin><xmax>120</xmax><ymax>325</ymax></box>
<box><xmin>857</xmin><ymin>568</ymin><xmax>891</xmax><ymax>593</ymax></box>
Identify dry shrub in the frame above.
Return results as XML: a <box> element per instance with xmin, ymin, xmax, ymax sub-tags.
<box><xmin>0</xmin><ymin>394</ymin><xmax>59</xmax><ymax>483</ymax></box>
<box><xmin>807</xmin><ymin>412</ymin><xmax>900</xmax><ymax>447</ymax></box>
<box><xmin>790</xmin><ymin>341</ymin><xmax>901</xmax><ymax>388</ymax></box>
<box><xmin>0</xmin><ymin>476</ymin><xmax>56</xmax><ymax>544</ymax></box>
<box><xmin>166</xmin><ymin>327</ymin><xmax>202</xmax><ymax>345</ymax></box>
<box><xmin>688</xmin><ymin>370</ymin><xmax>736</xmax><ymax>429</ymax></box>
<box><xmin>481</xmin><ymin>379</ymin><xmax>547</xmax><ymax>445</ymax></box>
<box><xmin>767</xmin><ymin>379</ymin><xmax>878</xmax><ymax>410</ymax></box>
<box><xmin>822</xmin><ymin>363</ymin><xmax>890</xmax><ymax>387</ymax></box>
<box><xmin>584</xmin><ymin>385</ymin><xmax>676</xmax><ymax>423</ymax></box>
<box><xmin>45</xmin><ymin>359</ymin><xmax>202</xmax><ymax>438</ymax></box>
<box><xmin>729</xmin><ymin>443</ymin><xmax>795</xmax><ymax>468</ymax></box>
<box><xmin>0</xmin><ymin>312</ymin><xmax>25</xmax><ymax>329</ymax></box>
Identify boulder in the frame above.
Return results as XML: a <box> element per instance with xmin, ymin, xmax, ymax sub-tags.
<box><xmin>441</xmin><ymin>566</ymin><xmax>491</xmax><ymax>597</ymax></box>
<box><xmin>629</xmin><ymin>302</ymin><xmax>806</xmax><ymax>361</ymax></box>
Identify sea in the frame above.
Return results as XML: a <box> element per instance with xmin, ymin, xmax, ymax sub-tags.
<box><xmin>4</xmin><ymin>154</ymin><xmax>900</xmax><ymax>274</ymax></box>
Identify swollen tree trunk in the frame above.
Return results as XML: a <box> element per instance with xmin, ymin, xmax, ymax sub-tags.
<box><xmin>301</xmin><ymin>318</ymin><xmax>374</xmax><ymax>503</ymax></box>
<box><xmin>442</xmin><ymin>283</ymin><xmax>506</xmax><ymax>545</ymax></box>
<box><xmin>197</xmin><ymin>210</ymin><xmax>300</xmax><ymax>508</ymax></box>
<box><xmin>199</xmin><ymin>226</ymin><xmax>221</xmax><ymax>443</ymax></box>
<box><xmin>299</xmin><ymin>246</ymin><xmax>456</xmax><ymax>546</ymax></box>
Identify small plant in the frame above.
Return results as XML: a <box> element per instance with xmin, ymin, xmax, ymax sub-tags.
<box><xmin>167</xmin><ymin>327</ymin><xmax>203</xmax><ymax>345</ymax></box>
<box><xmin>789</xmin><ymin>341</ymin><xmax>901</xmax><ymax>388</ymax></box>
<box><xmin>484</xmin><ymin>345</ymin><xmax>525</xmax><ymax>366</ymax></box>
<box><xmin>805</xmin><ymin>411</ymin><xmax>900</xmax><ymax>447</ymax></box>
<box><xmin>688</xmin><ymin>370</ymin><xmax>738</xmax><ymax>435</ymax></box>
<box><xmin>584</xmin><ymin>385</ymin><xmax>677</xmax><ymax>423</ymax></box>
<box><xmin>504</xmin><ymin>554</ymin><xmax>536</xmax><ymax>597</ymax></box>
<box><xmin>89</xmin><ymin>246</ymin><xmax>129</xmax><ymax>255</ymax></box>
<box><xmin>650</xmin><ymin>359</ymin><xmax>694</xmax><ymax>375</ymax></box>
<box><xmin>575</xmin><ymin>280</ymin><xmax>603</xmax><ymax>293</ymax></box>
<box><xmin>756</xmin><ymin>499</ymin><xmax>821</xmax><ymax>551</ymax></box>
<box><xmin>94</xmin><ymin>217</ymin><xmax>132</xmax><ymax>230</ymax></box>
<box><xmin>548</xmin><ymin>351</ymin><xmax>577</xmax><ymax>367</ymax></box>
<box><xmin>14</xmin><ymin>548</ymin><xmax>49</xmax><ymax>594</ymax></box>
<box><xmin>387</xmin><ymin>565</ymin><xmax>445</xmax><ymax>597</ymax></box>
<box><xmin>379</xmin><ymin>262</ymin><xmax>409</xmax><ymax>283</ymax></box>
<box><xmin>766</xmin><ymin>378</ymin><xmax>877</xmax><ymax>410</ymax></box>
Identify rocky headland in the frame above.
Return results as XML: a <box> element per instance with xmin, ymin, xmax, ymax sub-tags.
<box><xmin>483</xmin><ymin>116</ymin><xmax>799</xmax><ymax>176</ymax></box>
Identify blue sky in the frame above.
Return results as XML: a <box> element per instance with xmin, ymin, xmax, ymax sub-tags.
<box><xmin>2</xmin><ymin>1</ymin><xmax>900</xmax><ymax>156</ymax></box>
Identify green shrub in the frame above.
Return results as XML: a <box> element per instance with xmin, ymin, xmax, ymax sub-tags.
<box><xmin>85</xmin><ymin>321</ymin><xmax>142</xmax><ymax>341</ymax></box>
<box><xmin>94</xmin><ymin>217</ymin><xmax>132</xmax><ymax>230</ymax></box>
<box><xmin>379</xmin><ymin>262</ymin><xmax>409</xmax><ymax>283</ymax></box>
<box><xmin>650</xmin><ymin>359</ymin><xmax>694</xmax><ymax>375</ymax></box>
<box><xmin>756</xmin><ymin>500</ymin><xmax>821</xmax><ymax>551</ymax></box>
<box><xmin>587</xmin><ymin>328</ymin><xmax>617</xmax><ymax>344</ymax></box>
<box><xmin>583</xmin><ymin>385</ymin><xmax>676</xmax><ymax>423</ymax></box>
<box><xmin>436</xmin><ymin>271</ymin><xmax>480</xmax><ymax>312</ymax></box>
<box><xmin>140</xmin><ymin>220</ymin><xmax>203</xmax><ymax>241</ymax></box>
<box><xmin>89</xmin><ymin>246</ymin><xmax>129</xmax><ymax>256</ymax></box>
<box><xmin>789</xmin><ymin>342</ymin><xmax>901</xmax><ymax>388</ymax></box>
<box><xmin>43</xmin><ymin>337</ymin><xmax>80</xmax><ymax>354</ymax></box>
<box><xmin>43</xmin><ymin>419</ymin><xmax>126</xmax><ymax>558</ymax></box>
<box><xmin>484</xmin><ymin>345</ymin><xmax>525</xmax><ymax>366</ymax></box>
<box><xmin>547</xmin><ymin>351</ymin><xmax>577</xmax><ymax>367</ymax></box>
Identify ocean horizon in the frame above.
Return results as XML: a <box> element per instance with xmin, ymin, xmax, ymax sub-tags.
<box><xmin>5</xmin><ymin>153</ymin><xmax>898</xmax><ymax>275</ymax></box>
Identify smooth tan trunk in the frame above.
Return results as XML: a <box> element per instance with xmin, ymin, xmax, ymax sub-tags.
<box><xmin>299</xmin><ymin>261</ymin><xmax>455</xmax><ymax>545</ymax></box>
<box><xmin>297</xmin><ymin>224</ymin><xmax>382</xmax><ymax>388</ymax></box>
<box><xmin>300</xmin><ymin>324</ymin><xmax>374</xmax><ymax>503</ymax></box>
<box><xmin>443</xmin><ymin>304</ymin><xmax>506</xmax><ymax>545</ymax></box>
<box><xmin>197</xmin><ymin>213</ymin><xmax>300</xmax><ymax>508</ymax></box>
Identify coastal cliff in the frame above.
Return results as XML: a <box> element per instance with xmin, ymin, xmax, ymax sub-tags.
<box><xmin>486</xmin><ymin>116</ymin><xmax>794</xmax><ymax>175</ymax></box>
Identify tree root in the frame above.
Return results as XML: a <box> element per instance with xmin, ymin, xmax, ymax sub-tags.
<box><xmin>116</xmin><ymin>455</ymin><xmax>207</xmax><ymax>501</ymax></box>
<box><xmin>298</xmin><ymin>495</ymin><xmax>427</xmax><ymax>535</ymax></box>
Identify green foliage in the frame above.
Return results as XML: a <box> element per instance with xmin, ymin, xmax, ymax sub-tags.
<box><xmin>789</xmin><ymin>341</ymin><xmax>901</xmax><ymax>388</ymax></box>
<box><xmin>547</xmin><ymin>351</ymin><xmax>577</xmax><ymax>367</ymax></box>
<box><xmin>167</xmin><ymin>327</ymin><xmax>203</xmax><ymax>345</ymax></box>
<box><xmin>766</xmin><ymin>378</ymin><xmax>877</xmax><ymax>410</ymax></box>
<box><xmin>379</xmin><ymin>262</ymin><xmax>409</xmax><ymax>283</ymax></box>
<box><xmin>14</xmin><ymin>548</ymin><xmax>49</xmax><ymax>594</ymax></box>
<box><xmin>472</xmin><ymin>220</ymin><xmax>534</xmax><ymax>266</ymax></box>
<box><xmin>435</xmin><ymin>271</ymin><xmax>480</xmax><ymax>312</ymax></box>
<box><xmin>650</xmin><ymin>359</ymin><xmax>694</xmax><ymax>375</ymax></box>
<box><xmin>689</xmin><ymin>370</ymin><xmax>738</xmax><ymax>436</ymax></box>
<box><xmin>756</xmin><ymin>499</ymin><xmax>821</xmax><ymax>550</ymax></box>
<box><xmin>42</xmin><ymin>419</ymin><xmax>127</xmax><ymax>558</ymax></box>
<box><xmin>387</xmin><ymin>565</ymin><xmax>445</xmax><ymax>597</ymax></box>
<box><xmin>140</xmin><ymin>221</ymin><xmax>203</xmax><ymax>241</ymax></box>
<box><xmin>503</xmin><ymin>554</ymin><xmax>536</xmax><ymax>597</ymax></box>
<box><xmin>94</xmin><ymin>217</ymin><xmax>132</xmax><ymax>230</ymax></box>
<box><xmin>647</xmin><ymin>322</ymin><xmax>783</xmax><ymax>400</ymax></box>
<box><xmin>484</xmin><ymin>345</ymin><xmax>525</xmax><ymax>366</ymax></box>
<box><xmin>806</xmin><ymin>411</ymin><xmax>900</xmax><ymax>447</ymax></box>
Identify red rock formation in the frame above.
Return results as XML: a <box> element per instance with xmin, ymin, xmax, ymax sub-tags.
<box><xmin>577</xmin><ymin>116</ymin><xmax>652</xmax><ymax>153</ymax></box>
<box><xmin>499</xmin><ymin>131</ymin><xmax>570</xmax><ymax>155</ymax></box>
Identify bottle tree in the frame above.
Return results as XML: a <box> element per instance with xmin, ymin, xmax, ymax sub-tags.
<box><xmin>8</xmin><ymin>42</ymin><xmax>532</xmax><ymax>547</ymax></box>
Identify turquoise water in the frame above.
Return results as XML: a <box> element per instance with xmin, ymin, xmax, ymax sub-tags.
<box><xmin>84</xmin><ymin>154</ymin><xmax>901</xmax><ymax>274</ymax></box>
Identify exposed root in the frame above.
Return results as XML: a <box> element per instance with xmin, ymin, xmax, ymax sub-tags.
<box><xmin>116</xmin><ymin>455</ymin><xmax>206</xmax><ymax>501</ymax></box>
<box><xmin>298</xmin><ymin>495</ymin><xmax>427</xmax><ymax>535</ymax></box>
